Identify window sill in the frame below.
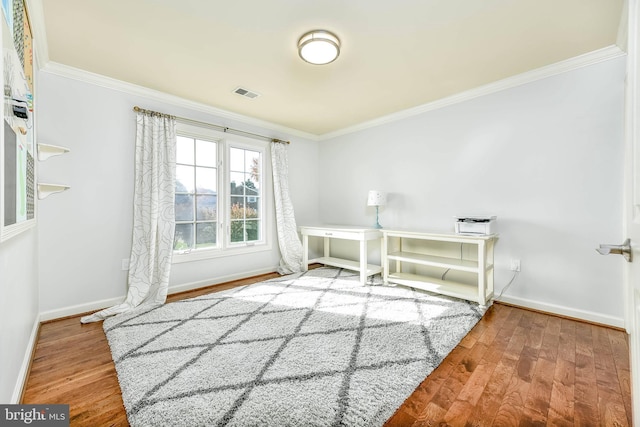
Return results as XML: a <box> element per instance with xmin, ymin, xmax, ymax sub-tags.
<box><xmin>172</xmin><ymin>242</ymin><xmax>272</xmax><ymax>264</ymax></box>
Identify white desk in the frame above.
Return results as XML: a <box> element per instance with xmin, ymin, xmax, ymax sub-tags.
<box><xmin>299</xmin><ymin>225</ymin><xmax>383</xmax><ymax>284</ymax></box>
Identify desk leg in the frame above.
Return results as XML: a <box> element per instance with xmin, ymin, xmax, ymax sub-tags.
<box><xmin>382</xmin><ymin>235</ymin><xmax>388</xmax><ymax>284</ymax></box>
<box><xmin>360</xmin><ymin>239</ymin><xmax>367</xmax><ymax>285</ymax></box>
<box><xmin>478</xmin><ymin>241</ymin><xmax>486</xmax><ymax>306</ymax></box>
<box><xmin>395</xmin><ymin>236</ymin><xmax>401</xmax><ymax>273</ymax></box>
<box><xmin>302</xmin><ymin>234</ymin><xmax>309</xmax><ymax>271</ymax></box>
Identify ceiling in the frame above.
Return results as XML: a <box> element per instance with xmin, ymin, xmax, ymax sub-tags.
<box><xmin>38</xmin><ymin>0</ymin><xmax>624</xmax><ymax>137</ymax></box>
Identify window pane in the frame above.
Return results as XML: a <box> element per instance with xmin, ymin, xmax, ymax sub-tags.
<box><xmin>195</xmin><ymin>139</ymin><xmax>216</xmax><ymax>167</ymax></box>
<box><xmin>175</xmin><ymin>194</ymin><xmax>194</xmax><ymax>221</ymax></box>
<box><xmin>176</xmin><ymin>136</ymin><xmax>194</xmax><ymax>165</ymax></box>
<box><xmin>196</xmin><ymin>222</ymin><xmax>216</xmax><ymax>248</ymax></box>
<box><xmin>230</xmin><ymin>196</ymin><xmax>245</xmax><ymax>220</ymax></box>
<box><xmin>230</xmin><ymin>147</ymin><xmax>244</xmax><ymax>172</ymax></box>
<box><xmin>230</xmin><ymin>172</ymin><xmax>245</xmax><ymax>195</ymax></box>
<box><xmin>174</xmin><ymin>223</ymin><xmax>193</xmax><ymax>250</ymax></box>
<box><xmin>245</xmin><ymin>150</ymin><xmax>260</xmax><ymax>175</ymax></box>
<box><xmin>244</xmin><ymin>177</ymin><xmax>259</xmax><ymax>196</ymax></box>
<box><xmin>196</xmin><ymin>195</ymin><xmax>217</xmax><ymax>221</ymax></box>
<box><xmin>176</xmin><ymin>165</ymin><xmax>195</xmax><ymax>193</ymax></box>
<box><xmin>246</xmin><ymin>196</ymin><xmax>259</xmax><ymax>218</ymax></box>
<box><xmin>196</xmin><ymin>167</ymin><xmax>216</xmax><ymax>194</ymax></box>
<box><xmin>230</xmin><ymin>220</ymin><xmax>245</xmax><ymax>243</ymax></box>
<box><xmin>245</xmin><ymin>220</ymin><xmax>259</xmax><ymax>241</ymax></box>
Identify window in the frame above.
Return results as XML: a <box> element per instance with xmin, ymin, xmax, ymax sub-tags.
<box><xmin>174</xmin><ymin>136</ymin><xmax>218</xmax><ymax>251</ymax></box>
<box><xmin>173</xmin><ymin>124</ymin><xmax>270</xmax><ymax>262</ymax></box>
<box><xmin>229</xmin><ymin>147</ymin><xmax>262</xmax><ymax>244</ymax></box>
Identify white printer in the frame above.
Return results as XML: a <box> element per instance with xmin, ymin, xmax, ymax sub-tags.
<box><xmin>454</xmin><ymin>216</ymin><xmax>497</xmax><ymax>235</ymax></box>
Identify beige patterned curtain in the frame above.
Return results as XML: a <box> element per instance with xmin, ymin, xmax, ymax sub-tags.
<box><xmin>271</xmin><ymin>141</ymin><xmax>303</xmax><ymax>274</ymax></box>
<box><xmin>81</xmin><ymin>110</ymin><xmax>176</xmax><ymax>323</ymax></box>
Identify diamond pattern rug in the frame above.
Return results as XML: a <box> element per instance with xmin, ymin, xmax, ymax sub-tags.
<box><xmin>103</xmin><ymin>267</ymin><xmax>485</xmax><ymax>426</ymax></box>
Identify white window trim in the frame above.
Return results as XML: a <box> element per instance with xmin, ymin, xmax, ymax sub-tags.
<box><xmin>172</xmin><ymin>123</ymin><xmax>273</xmax><ymax>264</ymax></box>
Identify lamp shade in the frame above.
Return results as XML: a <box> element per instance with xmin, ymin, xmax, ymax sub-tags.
<box><xmin>367</xmin><ymin>190</ymin><xmax>387</xmax><ymax>207</ymax></box>
<box><xmin>298</xmin><ymin>30</ymin><xmax>340</xmax><ymax>65</ymax></box>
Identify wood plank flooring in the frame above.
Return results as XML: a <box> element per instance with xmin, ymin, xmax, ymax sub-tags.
<box><xmin>22</xmin><ymin>273</ymin><xmax>632</xmax><ymax>427</ymax></box>
<box><xmin>384</xmin><ymin>302</ymin><xmax>632</xmax><ymax>427</ymax></box>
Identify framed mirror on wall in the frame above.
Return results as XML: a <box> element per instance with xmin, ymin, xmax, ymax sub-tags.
<box><xmin>1</xmin><ymin>0</ymin><xmax>35</xmax><ymax>242</ymax></box>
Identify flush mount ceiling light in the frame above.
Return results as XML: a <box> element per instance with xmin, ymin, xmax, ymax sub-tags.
<box><xmin>298</xmin><ymin>30</ymin><xmax>340</xmax><ymax>65</ymax></box>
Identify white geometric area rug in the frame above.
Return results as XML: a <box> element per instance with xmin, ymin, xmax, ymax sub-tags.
<box><xmin>103</xmin><ymin>267</ymin><xmax>486</xmax><ymax>427</ymax></box>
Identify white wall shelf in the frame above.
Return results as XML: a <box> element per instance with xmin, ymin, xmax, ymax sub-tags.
<box><xmin>382</xmin><ymin>230</ymin><xmax>497</xmax><ymax>307</ymax></box>
<box><xmin>37</xmin><ymin>143</ymin><xmax>70</xmax><ymax>161</ymax></box>
<box><xmin>37</xmin><ymin>143</ymin><xmax>70</xmax><ymax>199</ymax></box>
<box><xmin>37</xmin><ymin>183</ymin><xmax>71</xmax><ymax>199</ymax></box>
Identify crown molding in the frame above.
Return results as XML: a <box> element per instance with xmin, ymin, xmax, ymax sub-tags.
<box><xmin>37</xmin><ymin>43</ymin><xmax>623</xmax><ymax>142</ymax></box>
<box><xmin>320</xmin><ymin>45</ymin><xmax>626</xmax><ymax>140</ymax></box>
<box><xmin>40</xmin><ymin>62</ymin><xmax>321</xmax><ymax>142</ymax></box>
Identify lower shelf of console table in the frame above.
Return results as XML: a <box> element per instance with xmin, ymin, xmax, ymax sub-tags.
<box><xmin>386</xmin><ymin>272</ymin><xmax>487</xmax><ymax>303</ymax></box>
<box><xmin>311</xmin><ymin>256</ymin><xmax>382</xmax><ymax>277</ymax></box>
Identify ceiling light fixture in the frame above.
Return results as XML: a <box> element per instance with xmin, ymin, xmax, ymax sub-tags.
<box><xmin>298</xmin><ymin>30</ymin><xmax>340</xmax><ymax>65</ymax></box>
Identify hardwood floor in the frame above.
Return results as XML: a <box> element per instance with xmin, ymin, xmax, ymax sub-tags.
<box><xmin>22</xmin><ymin>273</ymin><xmax>632</xmax><ymax>427</ymax></box>
<box><xmin>384</xmin><ymin>303</ymin><xmax>632</xmax><ymax>427</ymax></box>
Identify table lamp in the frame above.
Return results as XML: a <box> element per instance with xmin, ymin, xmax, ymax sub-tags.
<box><xmin>367</xmin><ymin>190</ymin><xmax>387</xmax><ymax>229</ymax></box>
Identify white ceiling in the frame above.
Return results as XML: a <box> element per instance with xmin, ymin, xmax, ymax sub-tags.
<box><xmin>37</xmin><ymin>0</ymin><xmax>624</xmax><ymax>136</ymax></box>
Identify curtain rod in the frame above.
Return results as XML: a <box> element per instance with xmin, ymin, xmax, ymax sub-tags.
<box><xmin>132</xmin><ymin>106</ymin><xmax>290</xmax><ymax>144</ymax></box>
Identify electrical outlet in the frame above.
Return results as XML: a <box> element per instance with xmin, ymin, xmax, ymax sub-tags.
<box><xmin>121</xmin><ymin>259</ymin><xmax>130</xmax><ymax>271</ymax></box>
<box><xmin>510</xmin><ymin>259</ymin><xmax>521</xmax><ymax>272</ymax></box>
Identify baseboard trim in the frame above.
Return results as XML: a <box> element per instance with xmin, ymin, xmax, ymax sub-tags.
<box><xmin>168</xmin><ymin>267</ymin><xmax>278</xmax><ymax>295</ymax></box>
<box><xmin>12</xmin><ymin>316</ymin><xmax>40</xmax><ymax>403</ymax></box>
<box><xmin>497</xmin><ymin>295</ymin><xmax>625</xmax><ymax>329</ymax></box>
<box><xmin>38</xmin><ymin>266</ymin><xmax>280</xmax><ymax>322</ymax></box>
<box><xmin>39</xmin><ymin>297</ymin><xmax>125</xmax><ymax>322</ymax></box>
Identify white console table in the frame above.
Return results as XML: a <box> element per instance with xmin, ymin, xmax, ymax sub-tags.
<box><xmin>299</xmin><ymin>225</ymin><xmax>383</xmax><ymax>285</ymax></box>
<box><xmin>382</xmin><ymin>230</ymin><xmax>497</xmax><ymax>306</ymax></box>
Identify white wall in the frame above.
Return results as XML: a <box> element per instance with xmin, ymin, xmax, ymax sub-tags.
<box><xmin>33</xmin><ymin>55</ymin><xmax>626</xmax><ymax>324</ymax></box>
<box><xmin>0</xmin><ymin>228</ymin><xmax>38</xmax><ymax>402</ymax></box>
<box><xmin>36</xmin><ymin>71</ymin><xmax>319</xmax><ymax>317</ymax></box>
<box><xmin>318</xmin><ymin>57</ymin><xmax>626</xmax><ymax>324</ymax></box>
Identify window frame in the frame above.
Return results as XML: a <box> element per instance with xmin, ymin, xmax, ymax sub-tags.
<box><xmin>172</xmin><ymin>122</ymin><xmax>273</xmax><ymax>264</ymax></box>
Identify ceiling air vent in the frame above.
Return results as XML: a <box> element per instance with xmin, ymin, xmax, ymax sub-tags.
<box><xmin>233</xmin><ymin>87</ymin><xmax>260</xmax><ymax>99</ymax></box>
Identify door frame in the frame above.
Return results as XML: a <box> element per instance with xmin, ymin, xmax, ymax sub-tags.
<box><xmin>624</xmin><ymin>0</ymin><xmax>640</xmax><ymax>424</ymax></box>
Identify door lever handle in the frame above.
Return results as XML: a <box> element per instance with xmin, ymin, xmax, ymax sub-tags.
<box><xmin>596</xmin><ymin>238</ymin><xmax>632</xmax><ymax>262</ymax></box>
